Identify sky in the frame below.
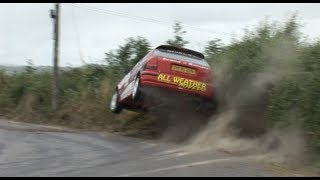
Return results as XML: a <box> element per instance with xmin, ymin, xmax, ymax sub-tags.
<box><xmin>0</xmin><ymin>3</ymin><xmax>320</xmax><ymax>67</ymax></box>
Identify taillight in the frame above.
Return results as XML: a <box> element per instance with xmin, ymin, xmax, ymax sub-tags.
<box><xmin>144</xmin><ymin>57</ymin><xmax>158</xmax><ymax>70</ymax></box>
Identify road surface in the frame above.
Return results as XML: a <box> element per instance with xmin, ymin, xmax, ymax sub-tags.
<box><xmin>0</xmin><ymin>118</ymin><xmax>306</xmax><ymax>177</ymax></box>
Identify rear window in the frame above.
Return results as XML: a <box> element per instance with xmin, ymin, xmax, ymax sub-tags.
<box><xmin>154</xmin><ymin>49</ymin><xmax>210</xmax><ymax>67</ymax></box>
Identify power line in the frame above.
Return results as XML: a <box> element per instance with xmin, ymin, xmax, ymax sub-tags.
<box><xmin>67</xmin><ymin>3</ymin><xmax>233</xmax><ymax>37</ymax></box>
<box><xmin>70</xmin><ymin>3</ymin><xmax>232</xmax><ymax>36</ymax></box>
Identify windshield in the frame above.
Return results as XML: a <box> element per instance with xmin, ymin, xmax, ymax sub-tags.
<box><xmin>154</xmin><ymin>49</ymin><xmax>210</xmax><ymax>67</ymax></box>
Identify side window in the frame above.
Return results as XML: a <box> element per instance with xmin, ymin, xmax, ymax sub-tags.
<box><xmin>140</xmin><ymin>50</ymin><xmax>154</xmax><ymax>67</ymax></box>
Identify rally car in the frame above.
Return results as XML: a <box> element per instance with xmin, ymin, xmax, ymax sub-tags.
<box><xmin>109</xmin><ymin>45</ymin><xmax>217</xmax><ymax>114</ymax></box>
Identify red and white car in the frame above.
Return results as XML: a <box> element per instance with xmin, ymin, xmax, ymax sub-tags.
<box><xmin>109</xmin><ymin>45</ymin><xmax>217</xmax><ymax>114</ymax></box>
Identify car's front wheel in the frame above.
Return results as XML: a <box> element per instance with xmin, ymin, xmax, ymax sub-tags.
<box><xmin>110</xmin><ymin>91</ymin><xmax>122</xmax><ymax>114</ymax></box>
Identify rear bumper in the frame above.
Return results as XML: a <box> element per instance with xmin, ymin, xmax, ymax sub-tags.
<box><xmin>140</xmin><ymin>71</ymin><xmax>215</xmax><ymax>100</ymax></box>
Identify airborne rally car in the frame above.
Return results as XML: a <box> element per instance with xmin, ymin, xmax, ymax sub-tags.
<box><xmin>109</xmin><ymin>45</ymin><xmax>217</xmax><ymax>114</ymax></box>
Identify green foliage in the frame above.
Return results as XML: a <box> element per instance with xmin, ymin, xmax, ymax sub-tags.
<box><xmin>301</xmin><ymin>43</ymin><xmax>320</xmax><ymax>72</ymax></box>
<box><xmin>105</xmin><ymin>36</ymin><xmax>151</xmax><ymax>81</ymax></box>
<box><xmin>204</xmin><ymin>39</ymin><xmax>224</xmax><ymax>65</ymax></box>
<box><xmin>0</xmin><ymin>70</ymin><xmax>51</xmax><ymax>113</ymax></box>
<box><xmin>203</xmin><ymin>13</ymin><xmax>320</xmax><ymax>153</ymax></box>
<box><xmin>268</xmin><ymin>76</ymin><xmax>303</xmax><ymax>127</ymax></box>
<box><xmin>206</xmin><ymin>14</ymin><xmax>301</xmax><ymax>106</ymax></box>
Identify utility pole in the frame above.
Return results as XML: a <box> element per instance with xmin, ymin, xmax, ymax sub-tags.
<box><xmin>50</xmin><ymin>3</ymin><xmax>60</xmax><ymax>111</ymax></box>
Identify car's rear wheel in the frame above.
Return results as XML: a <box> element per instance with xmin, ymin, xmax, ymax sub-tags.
<box><xmin>132</xmin><ymin>75</ymin><xmax>142</xmax><ymax>101</ymax></box>
<box><xmin>110</xmin><ymin>91</ymin><xmax>122</xmax><ymax>114</ymax></box>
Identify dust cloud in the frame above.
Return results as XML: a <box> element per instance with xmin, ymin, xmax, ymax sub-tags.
<box><xmin>137</xmin><ymin>37</ymin><xmax>309</xmax><ymax>168</ymax></box>
<box><xmin>151</xmin><ymin>38</ymin><xmax>308</xmax><ymax>168</ymax></box>
<box><xmin>182</xmin><ymin>39</ymin><xmax>307</xmax><ymax>168</ymax></box>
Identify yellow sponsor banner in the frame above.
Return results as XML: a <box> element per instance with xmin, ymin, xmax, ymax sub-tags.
<box><xmin>157</xmin><ymin>73</ymin><xmax>206</xmax><ymax>92</ymax></box>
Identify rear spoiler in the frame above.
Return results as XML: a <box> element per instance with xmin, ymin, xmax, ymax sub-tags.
<box><xmin>156</xmin><ymin>45</ymin><xmax>205</xmax><ymax>59</ymax></box>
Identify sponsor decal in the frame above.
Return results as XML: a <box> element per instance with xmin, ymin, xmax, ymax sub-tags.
<box><xmin>157</xmin><ymin>73</ymin><xmax>207</xmax><ymax>92</ymax></box>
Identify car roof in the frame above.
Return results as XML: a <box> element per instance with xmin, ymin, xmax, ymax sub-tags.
<box><xmin>155</xmin><ymin>45</ymin><xmax>205</xmax><ymax>59</ymax></box>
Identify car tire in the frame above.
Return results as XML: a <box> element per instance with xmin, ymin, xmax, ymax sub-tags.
<box><xmin>132</xmin><ymin>75</ymin><xmax>142</xmax><ymax>101</ymax></box>
<box><xmin>110</xmin><ymin>90</ymin><xmax>122</xmax><ymax>114</ymax></box>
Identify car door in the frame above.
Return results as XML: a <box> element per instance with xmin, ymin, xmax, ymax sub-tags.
<box><xmin>127</xmin><ymin>50</ymin><xmax>154</xmax><ymax>95</ymax></box>
<box><xmin>119</xmin><ymin>50</ymin><xmax>154</xmax><ymax>101</ymax></box>
<box><xmin>118</xmin><ymin>72</ymin><xmax>131</xmax><ymax>101</ymax></box>
<box><xmin>119</xmin><ymin>62</ymin><xmax>141</xmax><ymax>101</ymax></box>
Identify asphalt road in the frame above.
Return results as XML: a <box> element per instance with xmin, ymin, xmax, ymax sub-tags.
<box><xmin>0</xmin><ymin>118</ymin><xmax>297</xmax><ymax>177</ymax></box>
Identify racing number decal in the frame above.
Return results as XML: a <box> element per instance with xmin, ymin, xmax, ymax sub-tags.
<box><xmin>157</xmin><ymin>74</ymin><xmax>207</xmax><ymax>92</ymax></box>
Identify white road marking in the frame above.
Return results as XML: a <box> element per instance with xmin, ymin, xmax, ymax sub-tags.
<box><xmin>117</xmin><ymin>157</ymin><xmax>240</xmax><ymax>177</ymax></box>
<box><xmin>156</xmin><ymin>151</ymin><xmax>193</xmax><ymax>161</ymax></box>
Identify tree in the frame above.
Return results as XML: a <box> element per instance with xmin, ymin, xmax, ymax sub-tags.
<box><xmin>128</xmin><ymin>36</ymin><xmax>151</xmax><ymax>67</ymax></box>
<box><xmin>204</xmin><ymin>39</ymin><xmax>224</xmax><ymax>65</ymax></box>
<box><xmin>283</xmin><ymin>12</ymin><xmax>300</xmax><ymax>39</ymax></box>
<box><xmin>105</xmin><ymin>36</ymin><xmax>151</xmax><ymax>79</ymax></box>
<box><xmin>166</xmin><ymin>22</ymin><xmax>189</xmax><ymax>47</ymax></box>
<box><xmin>26</xmin><ymin>59</ymin><xmax>36</xmax><ymax>74</ymax></box>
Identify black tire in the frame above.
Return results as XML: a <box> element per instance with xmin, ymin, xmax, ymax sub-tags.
<box><xmin>132</xmin><ymin>75</ymin><xmax>142</xmax><ymax>101</ymax></box>
<box><xmin>110</xmin><ymin>90</ymin><xmax>122</xmax><ymax>114</ymax></box>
